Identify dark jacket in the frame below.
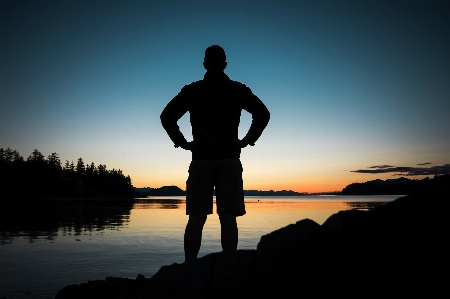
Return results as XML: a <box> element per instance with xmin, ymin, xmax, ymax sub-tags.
<box><xmin>160</xmin><ymin>71</ymin><xmax>270</xmax><ymax>160</ymax></box>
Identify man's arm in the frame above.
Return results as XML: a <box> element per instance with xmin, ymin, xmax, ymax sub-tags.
<box><xmin>160</xmin><ymin>87</ymin><xmax>190</xmax><ymax>148</ymax></box>
<box><xmin>240</xmin><ymin>87</ymin><xmax>270</xmax><ymax>146</ymax></box>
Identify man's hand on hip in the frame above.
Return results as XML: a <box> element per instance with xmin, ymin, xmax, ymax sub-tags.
<box><xmin>181</xmin><ymin>141</ymin><xmax>199</xmax><ymax>151</ymax></box>
<box><xmin>233</xmin><ymin>139</ymin><xmax>247</xmax><ymax>148</ymax></box>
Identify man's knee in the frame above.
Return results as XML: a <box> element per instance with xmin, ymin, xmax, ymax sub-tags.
<box><xmin>218</xmin><ymin>213</ymin><xmax>237</xmax><ymax>226</ymax></box>
<box><xmin>188</xmin><ymin>215</ymin><xmax>207</xmax><ymax>227</ymax></box>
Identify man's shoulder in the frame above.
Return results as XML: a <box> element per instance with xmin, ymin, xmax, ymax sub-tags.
<box><xmin>229</xmin><ymin>79</ymin><xmax>248</xmax><ymax>88</ymax></box>
<box><xmin>229</xmin><ymin>80</ymin><xmax>254</xmax><ymax>96</ymax></box>
<box><xmin>173</xmin><ymin>81</ymin><xmax>199</xmax><ymax>98</ymax></box>
<box><xmin>181</xmin><ymin>77</ymin><xmax>252</xmax><ymax>94</ymax></box>
<box><xmin>183</xmin><ymin>79</ymin><xmax>203</xmax><ymax>88</ymax></box>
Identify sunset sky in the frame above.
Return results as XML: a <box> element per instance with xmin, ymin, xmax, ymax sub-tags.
<box><xmin>1</xmin><ymin>1</ymin><xmax>449</xmax><ymax>193</ymax></box>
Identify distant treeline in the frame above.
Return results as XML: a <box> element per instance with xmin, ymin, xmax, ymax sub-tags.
<box><xmin>0</xmin><ymin>148</ymin><xmax>136</xmax><ymax>199</ymax></box>
<box><xmin>341</xmin><ymin>174</ymin><xmax>449</xmax><ymax>195</ymax></box>
<box><xmin>243</xmin><ymin>190</ymin><xmax>305</xmax><ymax>196</ymax></box>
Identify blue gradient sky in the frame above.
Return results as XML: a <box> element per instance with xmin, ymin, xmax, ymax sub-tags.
<box><xmin>1</xmin><ymin>1</ymin><xmax>449</xmax><ymax>192</ymax></box>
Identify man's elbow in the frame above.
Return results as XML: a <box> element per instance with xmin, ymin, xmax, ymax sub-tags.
<box><xmin>160</xmin><ymin>111</ymin><xmax>169</xmax><ymax>127</ymax></box>
<box><xmin>263</xmin><ymin>109</ymin><xmax>271</xmax><ymax>124</ymax></box>
<box><xmin>253</xmin><ymin>109</ymin><xmax>270</xmax><ymax>126</ymax></box>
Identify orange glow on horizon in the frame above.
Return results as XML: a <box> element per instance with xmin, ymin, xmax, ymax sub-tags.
<box><xmin>132</xmin><ymin>179</ymin><xmax>352</xmax><ymax>193</ymax></box>
<box><xmin>132</xmin><ymin>172</ymin><xmax>430</xmax><ymax>193</ymax></box>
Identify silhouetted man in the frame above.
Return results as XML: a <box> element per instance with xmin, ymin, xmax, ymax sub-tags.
<box><xmin>161</xmin><ymin>45</ymin><xmax>270</xmax><ymax>261</ymax></box>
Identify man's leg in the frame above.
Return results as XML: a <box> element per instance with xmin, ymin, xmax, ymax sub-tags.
<box><xmin>218</xmin><ymin>213</ymin><xmax>238</xmax><ymax>252</ymax></box>
<box><xmin>184</xmin><ymin>214</ymin><xmax>207</xmax><ymax>261</ymax></box>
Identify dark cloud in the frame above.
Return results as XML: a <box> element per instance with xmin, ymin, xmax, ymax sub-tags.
<box><xmin>351</xmin><ymin>164</ymin><xmax>450</xmax><ymax>176</ymax></box>
<box><xmin>368</xmin><ymin>165</ymin><xmax>394</xmax><ymax>169</ymax></box>
<box><xmin>417</xmin><ymin>162</ymin><xmax>432</xmax><ymax>165</ymax></box>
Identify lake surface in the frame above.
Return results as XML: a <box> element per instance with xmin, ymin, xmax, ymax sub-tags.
<box><xmin>0</xmin><ymin>195</ymin><xmax>400</xmax><ymax>299</ymax></box>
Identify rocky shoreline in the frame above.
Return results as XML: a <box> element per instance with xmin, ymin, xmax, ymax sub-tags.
<box><xmin>55</xmin><ymin>193</ymin><xmax>447</xmax><ymax>298</ymax></box>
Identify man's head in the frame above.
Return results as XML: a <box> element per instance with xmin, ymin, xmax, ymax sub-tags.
<box><xmin>203</xmin><ymin>45</ymin><xmax>227</xmax><ymax>71</ymax></box>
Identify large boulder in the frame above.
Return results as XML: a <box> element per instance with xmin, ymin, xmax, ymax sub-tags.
<box><xmin>254</xmin><ymin>218</ymin><xmax>325</xmax><ymax>296</ymax></box>
<box><xmin>320</xmin><ymin>194</ymin><xmax>447</xmax><ymax>295</ymax></box>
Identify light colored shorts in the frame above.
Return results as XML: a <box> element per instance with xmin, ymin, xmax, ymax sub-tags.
<box><xmin>186</xmin><ymin>159</ymin><xmax>246</xmax><ymax>216</ymax></box>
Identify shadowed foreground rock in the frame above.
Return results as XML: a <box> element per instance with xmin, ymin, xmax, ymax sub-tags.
<box><xmin>134</xmin><ymin>250</ymin><xmax>256</xmax><ymax>299</ymax></box>
<box><xmin>56</xmin><ymin>194</ymin><xmax>447</xmax><ymax>298</ymax></box>
<box><xmin>55</xmin><ymin>275</ymin><xmax>147</xmax><ymax>299</ymax></box>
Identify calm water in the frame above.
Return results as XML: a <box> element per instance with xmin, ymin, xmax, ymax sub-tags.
<box><xmin>0</xmin><ymin>195</ymin><xmax>399</xmax><ymax>299</ymax></box>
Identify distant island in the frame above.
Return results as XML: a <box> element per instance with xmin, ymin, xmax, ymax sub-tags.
<box><xmin>341</xmin><ymin>174</ymin><xmax>448</xmax><ymax>195</ymax></box>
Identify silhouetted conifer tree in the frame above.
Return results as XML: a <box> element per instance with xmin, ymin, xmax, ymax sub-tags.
<box><xmin>63</xmin><ymin>160</ymin><xmax>71</xmax><ymax>171</ymax></box>
<box><xmin>27</xmin><ymin>149</ymin><xmax>45</xmax><ymax>163</ymax></box>
<box><xmin>85</xmin><ymin>162</ymin><xmax>96</xmax><ymax>175</ymax></box>
<box><xmin>76</xmin><ymin>158</ymin><xmax>85</xmax><ymax>175</ymax></box>
<box><xmin>47</xmin><ymin>153</ymin><xmax>62</xmax><ymax>170</ymax></box>
<box><xmin>97</xmin><ymin>164</ymin><xmax>107</xmax><ymax>175</ymax></box>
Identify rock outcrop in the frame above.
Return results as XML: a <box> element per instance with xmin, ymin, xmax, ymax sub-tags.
<box><xmin>56</xmin><ymin>194</ymin><xmax>447</xmax><ymax>298</ymax></box>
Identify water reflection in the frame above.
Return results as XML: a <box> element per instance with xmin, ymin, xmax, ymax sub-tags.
<box><xmin>345</xmin><ymin>201</ymin><xmax>388</xmax><ymax>211</ymax></box>
<box><xmin>0</xmin><ymin>197</ymin><xmax>393</xmax><ymax>245</ymax></box>
<box><xmin>0</xmin><ymin>200</ymin><xmax>133</xmax><ymax>244</ymax></box>
<box><xmin>133</xmin><ymin>198</ymin><xmax>184</xmax><ymax>209</ymax></box>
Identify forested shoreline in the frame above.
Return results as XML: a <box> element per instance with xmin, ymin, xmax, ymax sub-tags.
<box><xmin>0</xmin><ymin>147</ymin><xmax>136</xmax><ymax>199</ymax></box>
